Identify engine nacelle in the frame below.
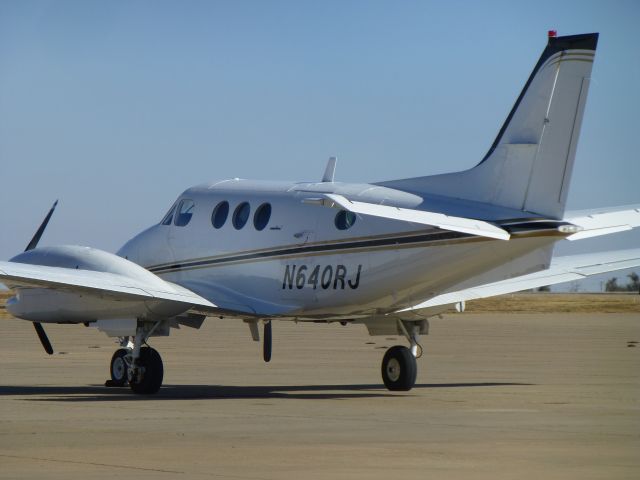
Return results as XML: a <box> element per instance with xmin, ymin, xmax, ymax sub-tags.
<box><xmin>6</xmin><ymin>288</ymin><xmax>153</xmax><ymax>323</ymax></box>
<box><xmin>6</xmin><ymin>245</ymin><xmax>191</xmax><ymax>323</ymax></box>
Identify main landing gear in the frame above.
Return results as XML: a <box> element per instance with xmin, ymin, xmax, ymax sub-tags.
<box><xmin>380</xmin><ymin>320</ymin><xmax>424</xmax><ymax>391</ymax></box>
<box><xmin>381</xmin><ymin>346</ymin><xmax>417</xmax><ymax>391</ymax></box>
<box><xmin>105</xmin><ymin>321</ymin><xmax>164</xmax><ymax>394</ymax></box>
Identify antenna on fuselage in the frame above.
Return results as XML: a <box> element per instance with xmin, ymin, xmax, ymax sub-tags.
<box><xmin>321</xmin><ymin>156</ymin><xmax>337</xmax><ymax>183</ymax></box>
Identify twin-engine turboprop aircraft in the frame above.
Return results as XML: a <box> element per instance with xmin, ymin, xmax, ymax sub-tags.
<box><xmin>2</xmin><ymin>32</ymin><xmax>640</xmax><ymax>394</ymax></box>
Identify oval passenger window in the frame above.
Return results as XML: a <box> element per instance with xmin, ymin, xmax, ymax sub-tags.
<box><xmin>233</xmin><ymin>202</ymin><xmax>251</xmax><ymax>230</ymax></box>
<box><xmin>253</xmin><ymin>203</ymin><xmax>271</xmax><ymax>231</ymax></box>
<box><xmin>335</xmin><ymin>210</ymin><xmax>356</xmax><ymax>230</ymax></box>
<box><xmin>211</xmin><ymin>201</ymin><xmax>229</xmax><ymax>229</ymax></box>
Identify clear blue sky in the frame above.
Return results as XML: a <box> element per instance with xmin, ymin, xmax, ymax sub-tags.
<box><xmin>1</xmin><ymin>0</ymin><xmax>638</xmax><ymax>290</ymax></box>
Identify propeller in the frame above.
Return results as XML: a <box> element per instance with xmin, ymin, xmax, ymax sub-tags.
<box><xmin>33</xmin><ymin>322</ymin><xmax>54</xmax><ymax>355</ymax></box>
<box><xmin>25</xmin><ymin>200</ymin><xmax>58</xmax><ymax>252</ymax></box>
<box><xmin>24</xmin><ymin>200</ymin><xmax>59</xmax><ymax>355</ymax></box>
<box><xmin>263</xmin><ymin>321</ymin><xmax>272</xmax><ymax>362</ymax></box>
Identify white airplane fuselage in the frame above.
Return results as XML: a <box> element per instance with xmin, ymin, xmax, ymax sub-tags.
<box><xmin>118</xmin><ymin>179</ymin><xmax>563</xmax><ymax>320</ymax></box>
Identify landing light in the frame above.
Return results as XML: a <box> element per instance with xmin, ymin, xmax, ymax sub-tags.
<box><xmin>558</xmin><ymin>225</ymin><xmax>582</xmax><ymax>234</ymax></box>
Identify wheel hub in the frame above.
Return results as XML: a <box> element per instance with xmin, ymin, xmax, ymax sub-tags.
<box><xmin>386</xmin><ymin>358</ymin><xmax>401</xmax><ymax>382</ymax></box>
<box><xmin>112</xmin><ymin>357</ymin><xmax>126</xmax><ymax>381</ymax></box>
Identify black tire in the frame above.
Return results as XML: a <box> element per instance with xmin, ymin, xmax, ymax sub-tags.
<box><xmin>109</xmin><ymin>348</ymin><xmax>129</xmax><ymax>387</ymax></box>
<box><xmin>381</xmin><ymin>345</ymin><xmax>417</xmax><ymax>391</ymax></box>
<box><xmin>129</xmin><ymin>347</ymin><xmax>164</xmax><ymax>395</ymax></box>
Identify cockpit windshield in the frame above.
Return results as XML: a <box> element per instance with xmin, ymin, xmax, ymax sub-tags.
<box><xmin>174</xmin><ymin>199</ymin><xmax>195</xmax><ymax>227</ymax></box>
<box><xmin>160</xmin><ymin>203</ymin><xmax>176</xmax><ymax>225</ymax></box>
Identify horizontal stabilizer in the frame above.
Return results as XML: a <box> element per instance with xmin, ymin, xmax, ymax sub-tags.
<box><xmin>564</xmin><ymin>205</ymin><xmax>640</xmax><ymax>240</ymax></box>
<box><xmin>316</xmin><ymin>194</ymin><xmax>510</xmax><ymax>240</ymax></box>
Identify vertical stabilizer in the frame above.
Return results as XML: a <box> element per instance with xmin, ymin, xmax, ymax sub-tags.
<box><xmin>381</xmin><ymin>33</ymin><xmax>599</xmax><ymax>219</ymax></box>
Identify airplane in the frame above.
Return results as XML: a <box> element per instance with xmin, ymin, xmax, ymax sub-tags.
<box><xmin>2</xmin><ymin>32</ymin><xmax>640</xmax><ymax>395</ymax></box>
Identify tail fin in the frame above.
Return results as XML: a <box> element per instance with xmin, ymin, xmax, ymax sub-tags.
<box><xmin>382</xmin><ymin>33</ymin><xmax>599</xmax><ymax>219</ymax></box>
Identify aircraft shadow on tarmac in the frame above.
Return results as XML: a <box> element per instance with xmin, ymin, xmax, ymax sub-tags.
<box><xmin>0</xmin><ymin>382</ymin><xmax>532</xmax><ymax>402</ymax></box>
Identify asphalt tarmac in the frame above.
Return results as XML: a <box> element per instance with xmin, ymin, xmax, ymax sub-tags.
<box><xmin>1</xmin><ymin>313</ymin><xmax>638</xmax><ymax>479</ymax></box>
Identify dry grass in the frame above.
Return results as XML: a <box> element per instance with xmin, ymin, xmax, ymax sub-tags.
<box><xmin>2</xmin><ymin>289</ymin><xmax>640</xmax><ymax>316</ymax></box>
<box><xmin>466</xmin><ymin>292</ymin><xmax>640</xmax><ymax>313</ymax></box>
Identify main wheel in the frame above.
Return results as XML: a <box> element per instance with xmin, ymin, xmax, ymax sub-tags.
<box><xmin>129</xmin><ymin>347</ymin><xmax>164</xmax><ymax>395</ymax></box>
<box><xmin>109</xmin><ymin>348</ymin><xmax>129</xmax><ymax>386</ymax></box>
<box><xmin>381</xmin><ymin>345</ymin><xmax>417</xmax><ymax>391</ymax></box>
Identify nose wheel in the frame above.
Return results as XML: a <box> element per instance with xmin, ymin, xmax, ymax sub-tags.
<box><xmin>105</xmin><ymin>321</ymin><xmax>165</xmax><ymax>394</ymax></box>
<box><xmin>129</xmin><ymin>346</ymin><xmax>163</xmax><ymax>394</ymax></box>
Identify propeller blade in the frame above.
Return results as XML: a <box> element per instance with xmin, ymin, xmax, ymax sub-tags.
<box><xmin>263</xmin><ymin>321</ymin><xmax>272</xmax><ymax>362</ymax></box>
<box><xmin>25</xmin><ymin>200</ymin><xmax>58</xmax><ymax>251</ymax></box>
<box><xmin>33</xmin><ymin>322</ymin><xmax>54</xmax><ymax>355</ymax></box>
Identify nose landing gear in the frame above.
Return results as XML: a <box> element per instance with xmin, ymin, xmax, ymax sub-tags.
<box><xmin>107</xmin><ymin>348</ymin><xmax>129</xmax><ymax>387</ymax></box>
<box><xmin>105</xmin><ymin>321</ymin><xmax>165</xmax><ymax>394</ymax></box>
<box><xmin>128</xmin><ymin>346</ymin><xmax>163</xmax><ymax>394</ymax></box>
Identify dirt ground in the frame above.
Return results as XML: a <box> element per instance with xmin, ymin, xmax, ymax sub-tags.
<box><xmin>0</xmin><ymin>303</ymin><xmax>638</xmax><ymax>479</ymax></box>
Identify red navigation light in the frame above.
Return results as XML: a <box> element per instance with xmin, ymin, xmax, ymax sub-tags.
<box><xmin>548</xmin><ymin>30</ymin><xmax>557</xmax><ymax>38</ymax></box>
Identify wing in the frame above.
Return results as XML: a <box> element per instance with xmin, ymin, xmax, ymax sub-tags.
<box><xmin>0</xmin><ymin>260</ymin><xmax>260</xmax><ymax>319</ymax></box>
<box><xmin>399</xmin><ymin>248</ymin><xmax>640</xmax><ymax>315</ymax></box>
<box><xmin>564</xmin><ymin>205</ymin><xmax>640</xmax><ymax>240</ymax></box>
<box><xmin>304</xmin><ymin>193</ymin><xmax>510</xmax><ymax>240</ymax></box>
<box><xmin>0</xmin><ymin>260</ymin><xmax>214</xmax><ymax>305</ymax></box>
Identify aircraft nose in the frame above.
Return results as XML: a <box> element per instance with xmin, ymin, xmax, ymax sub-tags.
<box><xmin>117</xmin><ymin>224</ymin><xmax>171</xmax><ymax>268</ymax></box>
<box><xmin>118</xmin><ymin>237</ymin><xmax>139</xmax><ymax>263</ymax></box>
